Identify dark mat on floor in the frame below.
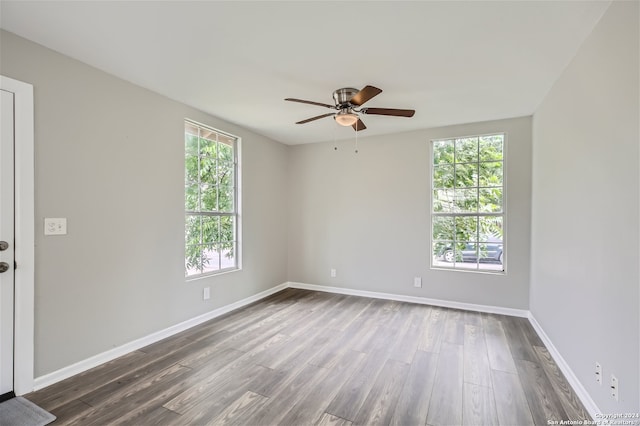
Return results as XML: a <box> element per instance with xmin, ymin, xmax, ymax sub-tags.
<box><xmin>0</xmin><ymin>396</ymin><xmax>56</xmax><ymax>426</ymax></box>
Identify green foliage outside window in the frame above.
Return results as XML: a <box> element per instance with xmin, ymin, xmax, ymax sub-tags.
<box><xmin>185</xmin><ymin>122</ymin><xmax>237</xmax><ymax>276</ymax></box>
<box><xmin>432</xmin><ymin>134</ymin><xmax>504</xmax><ymax>269</ymax></box>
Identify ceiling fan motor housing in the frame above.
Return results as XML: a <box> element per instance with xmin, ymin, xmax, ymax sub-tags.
<box><xmin>333</xmin><ymin>88</ymin><xmax>359</xmax><ymax>108</ymax></box>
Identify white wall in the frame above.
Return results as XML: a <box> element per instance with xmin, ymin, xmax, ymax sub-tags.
<box><xmin>288</xmin><ymin>116</ymin><xmax>532</xmax><ymax>309</ymax></box>
<box><xmin>531</xmin><ymin>1</ymin><xmax>639</xmax><ymax>413</ymax></box>
<box><xmin>0</xmin><ymin>30</ymin><xmax>289</xmax><ymax>377</ymax></box>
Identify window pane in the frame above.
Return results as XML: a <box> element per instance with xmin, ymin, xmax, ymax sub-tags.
<box><xmin>459</xmin><ymin>242</ymin><xmax>478</xmax><ymax>267</ymax></box>
<box><xmin>185</xmin><ymin>155</ymin><xmax>199</xmax><ymax>184</ymax></box>
<box><xmin>433</xmin><ymin>165</ymin><xmax>454</xmax><ymax>189</ymax></box>
<box><xmin>455</xmin><ymin>137</ymin><xmax>478</xmax><ymax>163</ymax></box>
<box><xmin>199</xmin><ymin>156</ymin><xmax>218</xmax><ymax>185</ymax></box>
<box><xmin>185</xmin><ymin>244</ymin><xmax>203</xmax><ymax>276</ymax></box>
<box><xmin>479</xmin><ymin>161</ymin><xmax>503</xmax><ymax>187</ymax></box>
<box><xmin>433</xmin><ymin>139</ymin><xmax>454</xmax><ymax>165</ymax></box>
<box><xmin>218</xmin><ymin>186</ymin><xmax>234</xmax><ymax>212</ymax></box>
<box><xmin>220</xmin><ymin>216</ymin><xmax>235</xmax><ymax>242</ymax></box>
<box><xmin>433</xmin><ymin>241</ymin><xmax>454</xmax><ymax>265</ymax></box>
<box><xmin>479</xmin><ymin>135</ymin><xmax>503</xmax><ymax>161</ymax></box>
<box><xmin>185</xmin><ymin>122</ymin><xmax>199</xmax><ymax>138</ymax></box>
<box><xmin>455</xmin><ymin>163</ymin><xmax>478</xmax><ymax>188</ymax></box>
<box><xmin>185</xmin><ymin>184</ymin><xmax>199</xmax><ymax>211</ymax></box>
<box><xmin>200</xmin><ymin>184</ymin><xmax>218</xmax><ymax>211</ymax></box>
<box><xmin>199</xmin><ymin>137</ymin><xmax>216</xmax><ymax>157</ymax></box>
<box><xmin>478</xmin><ymin>242</ymin><xmax>503</xmax><ymax>263</ymax></box>
<box><xmin>185</xmin><ymin>134</ymin><xmax>199</xmax><ymax>156</ymax></box>
<box><xmin>479</xmin><ymin>188</ymin><xmax>503</xmax><ymax>213</ymax></box>
<box><xmin>220</xmin><ymin>242</ymin><xmax>236</xmax><ymax>270</ymax></box>
<box><xmin>185</xmin><ymin>215</ymin><xmax>202</xmax><ymax>245</ymax></box>
<box><xmin>433</xmin><ymin>216</ymin><xmax>454</xmax><ymax>241</ymax></box>
<box><xmin>202</xmin><ymin>216</ymin><xmax>220</xmax><ymax>244</ymax></box>
<box><xmin>479</xmin><ymin>216</ymin><xmax>503</xmax><ymax>242</ymax></box>
<box><xmin>455</xmin><ymin>216</ymin><xmax>477</xmax><ymax>241</ymax></box>
<box><xmin>218</xmin><ymin>161</ymin><xmax>234</xmax><ymax>187</ymax></box>
<box><xmin>454</xmin><ymin>189</ymin><xmax>478</xmax><ymax>212</ymax></box>
<box><xmin>201</xmin><ymin>245</ymin><xmax>220</xmax><ymax>273</ymax></box>
<box><xmin>433</xmin><ymin>189</ymin><xmax>455</xmax><ymax>213</ymax></box>
<box><xmin>218</xmin><ymin>140</ymin><xmax>234</xmax><ymax>162</ymax></box>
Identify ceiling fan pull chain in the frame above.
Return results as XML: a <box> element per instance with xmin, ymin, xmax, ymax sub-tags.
<box><xmin>355</xmin><ymin>122</ymin><xmax>359</xmax><ymax>154</ymax></box>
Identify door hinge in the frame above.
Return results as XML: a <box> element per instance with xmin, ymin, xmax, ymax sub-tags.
<box><xmin>14</xmin><ymin>261</ymin><xmax>17</xmax><ymax>270</ymax></box>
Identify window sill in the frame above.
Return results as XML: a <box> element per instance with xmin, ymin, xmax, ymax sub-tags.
<box><xmin>430</xmin><ymin>265</ymin><xmax>506</xmax><ymax>275</ymax></box>
<box><xmin>186</xmin><ymin>267</ymin><xmax>242</xmax><ymax>282</ymax></box>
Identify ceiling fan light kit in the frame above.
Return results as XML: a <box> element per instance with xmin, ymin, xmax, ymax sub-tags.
<box><xmin>285</xmin><ymin>85</ymin><xmax>415</xmax><ymax>132</ymax></box>
<box><xmin>334</xmin><ymin>111</ymin><xmax>358</xmax><ymax>126</ymax></box>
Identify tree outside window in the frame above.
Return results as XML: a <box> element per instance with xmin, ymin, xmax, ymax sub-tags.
<box><xmin>431</xmin><ymin>134</ymin><xmax>504</xmax><ymax>272</ymax></box>
<box><xmin>185</xmin><ymin>121</ymin><xmax>239</xmax><ymax>277</ymax></box>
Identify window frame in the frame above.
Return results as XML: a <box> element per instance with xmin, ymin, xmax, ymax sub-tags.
<box><xmin>430</xmin><ymin>132</ymin><xmax>506</xmax><ymax>274</ymax></box>
<box><xmin>184</xmin><ymin>119</ymin><xmax>241</xmax><ymax>279</ymax></box>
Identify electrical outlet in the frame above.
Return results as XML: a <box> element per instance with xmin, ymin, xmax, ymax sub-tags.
<box><xmin>330</xmin><ymin>268</ymin><xmax>336</xmax><ymax>278</ymax></box>
<box><xmin>610</xmin><ymin>375</ymin><xmax>618</xmax><ymax>401</ymax></box>
<box><xmin>203</xmin><ymin>287</ymin><xmax>210</xmax><ymax>300</ymax></box>
<box><xmin>44</xmin><ymin>218</ymin><xmax>67</xmax><ymax>235</ymax></box>
<box><xmin>595</xmin><ymin>362</ymin><xmax>602</xmax><ymax>385</ymax></box>
<box><xmin>413</xmin><ymin>277</ymin><xmax>422</xmax><ymax>288</ymax></box>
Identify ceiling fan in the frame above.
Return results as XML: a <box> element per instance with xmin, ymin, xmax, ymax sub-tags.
<box><xmin>285</xmin><ymin>85</ymin><xmax>415</xmax><ymax>131</ymax></box>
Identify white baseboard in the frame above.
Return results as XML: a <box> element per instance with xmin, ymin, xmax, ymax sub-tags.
<box><xmin>33</xmin><ymin>282</ymin><xmax>288</xmax><ymax>391</ymax></box>
<box><xmin>286</xmin><ymin>281</ymin><xmax>529</xmax><ymax>318</ymax></box>
<box><xmin>527</xmin><ymin>313</ymin><xmax>600</xmax><ymax>419</ymax></box>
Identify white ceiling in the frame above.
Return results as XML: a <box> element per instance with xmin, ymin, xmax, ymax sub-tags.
<box><xmin>1</xmin><ymin>1</ymin><xmax>610</xmax><ymax>145</ymax></box>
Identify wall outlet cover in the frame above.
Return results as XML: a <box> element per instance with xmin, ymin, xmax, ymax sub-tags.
<box><xmin>611</xmin><ymin>375</ymin><xmax>619</xmax><ymax>401</ymax></box>
<box><xmin>44</xmin><ymin>218</ymin><xmax>67</xmax><ymax>235</ymax></box>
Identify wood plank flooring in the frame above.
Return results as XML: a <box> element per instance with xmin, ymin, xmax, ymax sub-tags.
<box><xmin>26</xmin><ymin>288</ymin><xmax>591</xmax><ymax>425</ymax></box>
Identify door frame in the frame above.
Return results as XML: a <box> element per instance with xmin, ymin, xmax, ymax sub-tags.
<box><xmin>1</xmin><ymin>75</ymin><xmax>34</xmax><ymax>395</ymax></box>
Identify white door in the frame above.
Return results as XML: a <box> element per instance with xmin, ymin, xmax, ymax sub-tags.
<box><xmin>0</xmin><ymin>89</ymin><xmax>15</xmax><ymax>396</ymax></box>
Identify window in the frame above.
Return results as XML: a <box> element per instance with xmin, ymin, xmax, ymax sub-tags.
<box><xmin>431</xmin><ymin>134</ymin><xmax>504</xmax><ymax>272</ymax></box>
<box><xmin>185</xmin><ymin>120</ymin><xmax>239</xmax><ymax>277</ymax></box>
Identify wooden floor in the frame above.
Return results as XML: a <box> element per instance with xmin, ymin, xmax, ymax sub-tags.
<box><xmin>27</xmin><ymin>288</ymin><xmax>590</xmax><ymax>425</ymax></box>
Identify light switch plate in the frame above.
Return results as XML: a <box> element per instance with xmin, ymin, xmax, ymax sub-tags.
<box><xmin>44</xmin><ymin>218</ymin><xmax>67</xmax><ymax>235</ymax></box>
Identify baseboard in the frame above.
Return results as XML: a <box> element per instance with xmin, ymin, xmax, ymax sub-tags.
<box><xmin>286</xmin><ymin>281</ymin><xmax>529</xmax><ymax>318</ymax></box>
<box><xmin>527</xmin><ymin>313</ymin><xmax>600</xmax><ymax>419</ymax></box>
<box><xmin>32</xmin><ymin>282</ymin><xmax>288</xmax><ymax>391</ymax></box>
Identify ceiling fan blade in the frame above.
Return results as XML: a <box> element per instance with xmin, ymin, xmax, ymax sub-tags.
<box><xmin>296</xmin><ymin>112</ymin><xmax>335</xmax><ymax>124</ymax></box>
<box><xmin>352</xmin><ymin>118</ymin><xmax>367</xmax><ymax>131</ymax></box>
<box><xmin>285</xmin><ymin>98</ymin><xmax>335</xmax><ymax>109</ymax></box>
<box><xmin>349</xmin><ymin>85</ymin><xmax>383</xmax><ymax>106</ymax></box>
<box><xmin>361</xmin><ymin>107</ymin><xmax>415</xmax><ymax>117</ymax></box>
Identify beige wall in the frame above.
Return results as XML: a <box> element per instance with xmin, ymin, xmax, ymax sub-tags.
<box><xmin>531</xmin><ymin>1</ymin><xmax>639</xmax><ymax>413</ymax></box>
<box><xmin>288</xmin><ymin>116</ymin><xmax>532</xmax><ymax>309</ymax></box>
<box><xmin>0</xmin><ymin>30</ymin><xmax>289</xmax><ymax>376</ymax></box>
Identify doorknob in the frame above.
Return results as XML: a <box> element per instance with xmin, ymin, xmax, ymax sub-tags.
<box><xmin>0</xmin><ymin>241</ymin><xmax>7</xmax><ymax>251</ymax></box>
<box><xmin>0</xmin><ymin>262</ymin><xmax>9</xmax><ymax>273</ymax></box>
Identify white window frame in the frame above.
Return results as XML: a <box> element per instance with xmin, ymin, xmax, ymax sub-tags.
<box><xmin>430</xmin><ymin>133</ymin><xmax>506</xmax><ymax>274</ymax></box>
<box><xmin>184</xmin><ymin>119</ymin><xmax>241</xmax><ymax>278</ymax></box>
